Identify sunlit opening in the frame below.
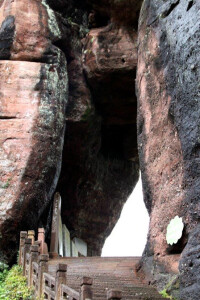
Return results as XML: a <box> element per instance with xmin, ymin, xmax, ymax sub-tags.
<box><xmin>101</xmin><ymin>176</ymin><xmax>149</xmax><ymax>256</ymax></box>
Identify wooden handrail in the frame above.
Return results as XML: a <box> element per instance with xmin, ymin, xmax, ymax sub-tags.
<box><xmin>19</xmin><ymin>229</ymin><xmax>87</xmax><ymax>300</ymax></box>
<box><xmin>43</xmin><ymin>273</ymin><xmax>56</xmax><ymax>299</ymax></box>
<box><xmin>28</xmin><ymin>244</ymin><xmax>39</xmax><ymax>286</ymax></box>
<box><xmin>61</xmin><ymin>284</ymin><xmax>80</xmax><ymax>300</ymax></box>
<box><xmin>32</xmin><ymin>261</ymin><xmax>39</xmax><ymax>294</ymax></box>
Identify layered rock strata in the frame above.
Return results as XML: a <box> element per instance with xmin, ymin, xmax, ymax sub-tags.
<box><xmin>0</xmin><ymin>0</ymin><xmax>68</xmax><ymax>262</ymax></box>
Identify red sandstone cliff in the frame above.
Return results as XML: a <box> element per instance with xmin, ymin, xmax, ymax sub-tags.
<box><xmin>0</xmin><ymin>0</ymin><xmax>199</xmax><ymax>298</ymax></box>
<box><xmin>0</xmin><ymin>0</ymin><xmax>141</xmax><ymax>262</ymax></box>
<box><xmin>0</xmin><ymin>0</ymin><xmax>68</xmax><ymax>263</ymax></box>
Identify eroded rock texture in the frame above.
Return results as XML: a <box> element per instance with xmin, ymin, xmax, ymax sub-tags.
<box><xmin>0</xmin><ymin>0</ymin><xmax>68</xmax><ymax>263</ymax></box>
<box><xmin>56</xmin><ymin>0</ymin><xmax>141</xmax><ymax>255</ymax></box>
<box><xmin>1</xmin><ymin>0</ymin><xmax>199</xmax><ymax>296</ymax></box>
<box><xmin>0</xmin><ymin>0</ymin><xmax>141</xmax><ymax>262</ymax></box>
<box><xmin>179</xmin><ymin>223</ymin><xmax>200</xmax><ymax>300</ymax></box>
<box><xmin>137</xmin><ymin>0</ymin><xmax>200</xmax><ymax>294</ymax></box>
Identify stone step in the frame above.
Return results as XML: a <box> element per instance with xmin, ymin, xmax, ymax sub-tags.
<box><xmin>48</xmin><ymin>256</ymin><xmax>143</xmax><ymax>282</ymax></box>
<box><xmin>47</xmin><ymin>257</ymin><xmax>162</xmax><ymax>300</ymax></box>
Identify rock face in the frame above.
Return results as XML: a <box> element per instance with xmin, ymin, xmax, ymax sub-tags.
<box><xmin>56</xmin><ymin>0</ymin><xmax>140</xmax><ymax>255</ymax></box>
<box><xmin>136</xmin><ymin>0</ymin><xmax>200</xmax><ymax>294</ymax></box>
<box><xmin>0</xmin><ymin>0</ymin><xmax>68</xmax><ymax>263</ymax></box>
<box><xmin>0</xmin><ymin>0</ymin><xmax>200</xmax><ymax>297</ymax></box>
<box><xmin>179</xmin><ymin>224</ymin><xmax>200</xmax><ymax>300</ymax></box>
<box><xmin>0</xmin><ymin>0</ymin><xmax>141</xmax><ymax>261</ymax></box>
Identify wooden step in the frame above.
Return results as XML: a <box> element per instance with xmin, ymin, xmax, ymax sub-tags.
<box><xmin>47</xmin><ymin>257</ymin><xmax>162</xmax><ymax>300</ymax></box>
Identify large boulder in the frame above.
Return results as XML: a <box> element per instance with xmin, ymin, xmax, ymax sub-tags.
<box><xmin>179</xmin><ymin>224</ymin><xmax>200</xmax><ymax>300</ymax></box>
<box><xmin>137</xmin><ymin>0</ymin><xmax>200</xmax><ymax>291</ymax></box>
<box><xmin>0</xmin><ymin>0</ymin><xmax>141</xmax><ymax>261</ymax></box>
<box><xmin>0</xmin><ymin>0</ymin><xmax>68</xmax><ymax>263</ymax></box>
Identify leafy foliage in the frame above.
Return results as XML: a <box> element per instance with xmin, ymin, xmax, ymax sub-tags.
<box><xmin>160</xmin><ymin>289</ymin><xmax>173</xmax><ymax>298</ymax></box>
<box><xmin>160</xmin><ymin>275</ymin><xmax>179</xmax><ymax>300</ymax></box>
<box><xmin>160</xmin><ymin>288</ymin><xmax>178</xmax><ymax>299</ymax></box>
<box><xmin>0</xmin><ymin>263</ymin><xmax>9</xmax><ymax>286</ymax></box>
<box><xmin>0</xmin><ymin>264</ymin><xmax>33</xmax><ymax>300</ymax></box>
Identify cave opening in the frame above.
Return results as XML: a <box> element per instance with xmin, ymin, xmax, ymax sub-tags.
<box><xmin>54</xmin><ymin>36</ymin><xmax>141</xmax><ymax>257</ymax></box>
<box><xmin>44</xmin><ymin>0</ymin><xmax>147</xmax><ymax>258</ymax></box>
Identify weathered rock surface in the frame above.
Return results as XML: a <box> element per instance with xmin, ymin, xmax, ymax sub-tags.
<box><xmin>56</xmin><ymin>2</ymin><xmax>140</xmax><ymax>255</ymax></box>
<box><xmin>137</xmin><ymin>0</ymin><xmax>200</xmax><ymax>293</ymax></box>
<box><xmin>1</xmin><ymin>0</ymin><xmax>199</xmax><ymax>297</ymax></box>
<box><xmin>87</xmin><ymin>0</ymin><xmax>142</xmax><ymax>27</ymax></box>
<box><xmin>0</xmin><ymin>59</ymin><xmax>68</xmax><ymax>263</ymax></box>
<box><xmin>179</xmin><ymin>224</ymin><xmax>200</xmax><ymax>300</ymax></box>
<box><xmin>0</xmin><ymin>0</ymin><xmax>140</xmax><ymax>261</ymax></box>
<box><xmin>0</xmin><ymin>0</ymin><xmax>66</xmax><ymax>63</ymax></box>
<box><xmin>0</xmin><ymin>0</ymin><xmax>68</xmax><ymax>263</ymax></box>
<box><xmin>83</xmin><ymin>26</ymin><xmax>137</xmax><ymax>85</ymax></box>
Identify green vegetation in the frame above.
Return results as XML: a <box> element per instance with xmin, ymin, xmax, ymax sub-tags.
<box><xmin>0</xmin><ymin>263</ymin><xmax>9</xmax><ymax>286</ymax></box>
<box><xmin>0</xmin><ymin>264</ymin><xmax>33</xmax><ymax>300</ymax></box>
<box><xmin>2</xmin><ymin>178</ymin><xmax>12</xmax><ymax>189</ymax></box>
<box><xmin>160</xmin><ymin>275</ymin><xmax>179</xmax><ymax>300</ymax></box>
<box><xmin>160</xmin><ymin>289</ymin><xmax>173</xmax><ymax>299</ymax></box>
<box><xmin>160</xmin><ymin>289</ymin><xmax>178</xmax><ymax>299</ymax></box>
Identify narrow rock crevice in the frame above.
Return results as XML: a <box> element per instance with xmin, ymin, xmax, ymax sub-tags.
<box><xmin>162</xmin><ymin>0</ymin><xmax>180</xmax><ymax>18</ymax></box>
<box><xmin>187</xmin><ymin>0</ymin><xmax>194</xmax><ymax>11</ymax></box>
<box><xmin>0</xmin><ymin>116</ymin><xmax>16</xmax><ymax>119</ymax></box>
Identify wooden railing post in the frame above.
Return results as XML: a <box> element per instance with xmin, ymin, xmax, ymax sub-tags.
<box><xmin>19</xmin><ymin>231</ymin><xmax>27</xmax><ymax>265</ymax></box>
<box><xmin>28</xmin><ymin>230</ymin><xmax>35</xmax><ymax>245</ymax></box>
<box><xmin>38</xmin><ymin>254</ymin><xmax>49</xmax><ymax>298</ymax></box>
<box><xmin>38</xmin><ymin>228</ymin><xmax>48</xmax><ymax>254</ymax></box>
<box><xmin>50</xmin><ymin>193</ymin><xmax>61</xmax><ymax>257</ymax></box>
<box><xmin>31</xmin><ymin>262</ymin><xmax>39</xmax><ymax>296</ymax></box>
<box><xmin>107</xmin><ymin>290</ymin><xmax>122</xmax><ymax>300</ymax></box>
<box><xmin>28</xmin><ymin>244</ymin><xmax>39</xmax><ymax>287</ymax></box>
<box><xmin>81</xmin><ymin>277</ymin><xmax>93</xmax><ymax>300</ymax></box>
<box><xmin>23</xmin><ymin>238</ymin><xmax>32</xmax><ymax>276</ymax></box>
<box><xmin>55</xmin><ymin>264</ymin><xmax>67</xmax><ymax>300</ymax></box>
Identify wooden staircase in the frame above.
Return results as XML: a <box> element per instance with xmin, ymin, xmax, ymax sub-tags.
<box><xmin>19</xmin><ymin>194</ymin><xmax>164</xmax><ymax>299</ymax></box>
<box><xmin>19</xmin><ymin>232</ymin><xmax>164</xmax><ymax>299</ymax></box>
<box><xmin>47</xmin><ymin>256</ymin><xmax>164</xmax><ymax>300</ymax></box>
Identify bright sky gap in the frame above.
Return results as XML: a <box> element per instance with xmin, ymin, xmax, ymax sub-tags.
<box><xmin>102</xmin><ymin>176</ymin><xmax>149</xmax><ymax>257</ymax></box>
